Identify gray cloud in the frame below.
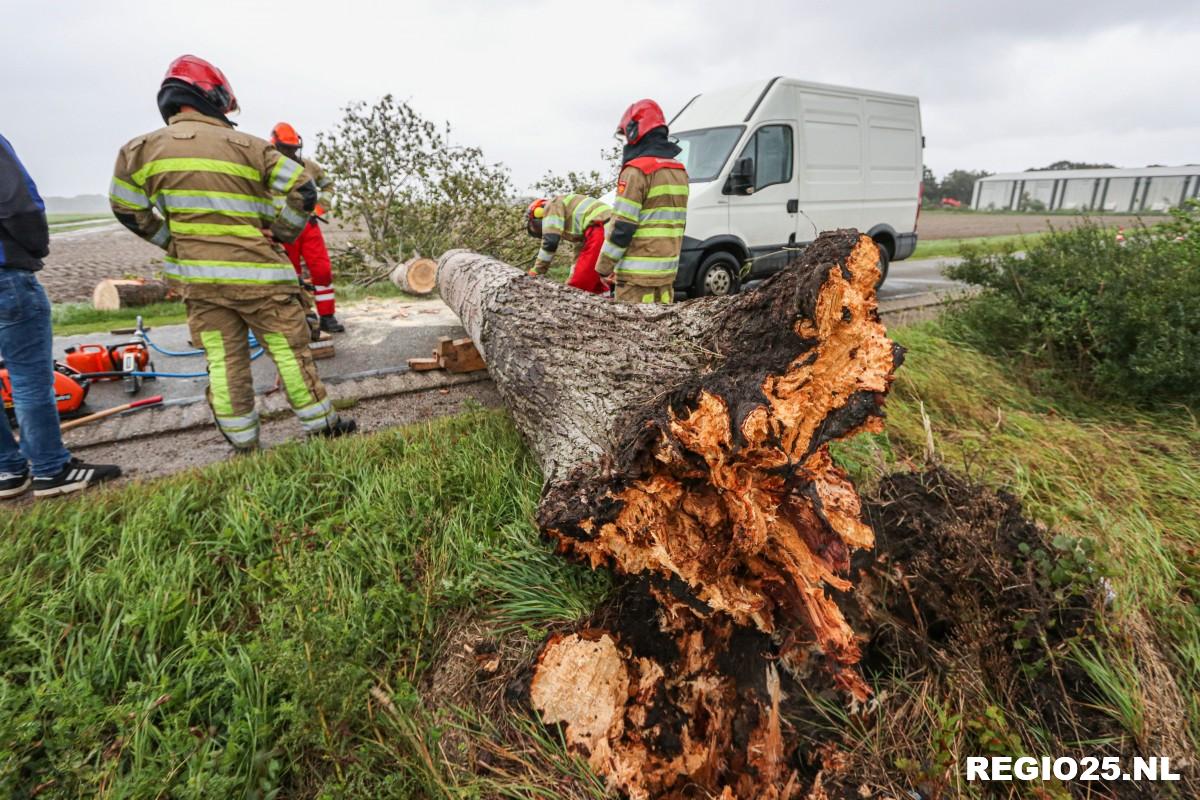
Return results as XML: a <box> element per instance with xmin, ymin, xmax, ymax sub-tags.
<box><xmin>2</xmin><ymin>0</ymin><xmax>1197</xmax><ymax>197</ymax></box>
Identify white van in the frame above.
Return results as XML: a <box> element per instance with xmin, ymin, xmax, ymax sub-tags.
<box><xmin>669</xmin><ymin>77</ymin><xmax>923</xmax><ymax>295</ymax></box>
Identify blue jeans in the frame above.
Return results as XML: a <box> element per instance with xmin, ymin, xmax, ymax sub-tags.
<box><xmin>0</xmin><ymin>269</ymin><xmax>71</xmax><ymax>477</ymax></box>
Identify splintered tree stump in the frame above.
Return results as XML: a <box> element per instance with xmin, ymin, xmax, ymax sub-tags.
<box><xmin>389</xmin><ymin>256</ymin><xmax>437</xmax><ymax>295</ymax></box>
<box><xmin>92</xmin><ymin>278</ymin><xmax>172</xmax><ymax>310</ymax></box>
<box><xmin>437</xmin><ymin>230</ymin><xmax>901</xmax><ymax>799</ymax></box>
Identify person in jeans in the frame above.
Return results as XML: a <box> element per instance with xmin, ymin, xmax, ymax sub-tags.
<box><xmin>0</xmin><ymin>133</ymin><xmax>120</xmax><ymax>498</ymax></box>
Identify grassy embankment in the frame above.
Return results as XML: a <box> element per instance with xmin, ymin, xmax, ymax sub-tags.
<box><xmin>910</xmin><ymin>232</ymin><xmax>1049</xmax><ymax>260</ymax></box>
<box><xmin>2</xmin><ymin>318</ymin><xmax>1196</xmax><ymax>798</ymax></box>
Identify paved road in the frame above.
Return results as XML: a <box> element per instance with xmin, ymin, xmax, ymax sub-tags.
<box><xmin>878</xmin><ymin>256</ymin><xmax>967</xmax><ymax>302</ymax></box>
<box><xmin>55</xmin><ymin>297</ymin><xmax>463</xmax><ymax>412</ymax></box>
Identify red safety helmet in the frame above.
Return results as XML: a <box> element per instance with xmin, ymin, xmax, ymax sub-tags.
<box><xmin>271</xmin><ymin>122</ymin><xmax>303</xmax><ymax>148</ymax></box>
<box><xmin>616</xmin><ymin>99</ymin><xmax>667</xmax><ymax>145</ymax></box>
<box><xmin>526</xmin><ymin>198</ymin><xmax>548</xmax><ymax>237</ymax></box>
<box><xmin>161</xmin><ymin>54</ymin><xmax>239</xmax><ymax>115</ymax></box>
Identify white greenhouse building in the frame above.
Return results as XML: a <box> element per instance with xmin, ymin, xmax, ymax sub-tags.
<box><xmin>971</xmin><ymin>166</ymin><xmax>1200</xmax><ymax>213</ymax></box>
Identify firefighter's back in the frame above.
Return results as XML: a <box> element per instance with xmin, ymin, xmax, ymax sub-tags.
<box><xmin>120</xmin><ymin>113</ymin><xmax>304</xmax><ymax>297</ymax></box>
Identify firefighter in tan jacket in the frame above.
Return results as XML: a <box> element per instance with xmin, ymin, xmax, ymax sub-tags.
<box><xmin>110</xmin><ymin>55</ymin><xmax>355</xmax><ymax>451</ymax></box>
<box><xmin>595</xmin><ymin>99</ymin><xmax>689</xmax><ymax>304</ymax></box>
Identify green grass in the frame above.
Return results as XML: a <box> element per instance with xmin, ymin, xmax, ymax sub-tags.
<box><xmin>910</xmin><ymin>232</ymin><xmax>1049</xmax><ymax>260</ymax></box>
<box><xmin>833</xmin><ymin>322</ymin><xmax>1200</xmax><ymax>751</ymax></box>
<box><xmin>51</xmin><ymin>301</ymin><xmax>192</xmax><ymax>337</ymax></box>
<box><xmin>46</xmin><ymin>213</ymin><xmax>109</xmax><ymax>225</ymax></box>
<box><xmin>0</xmin><ymin>409</ymin><xmax>608</xmax><ymax>798</ymax></box>
<box><xmin>3</xmin><ymin>322</ymin><xmax>1197</xmax><ymax>796</ymax></box>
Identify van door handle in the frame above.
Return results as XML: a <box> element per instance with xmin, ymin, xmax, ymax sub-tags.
<box><xmin>786</xmin><ymin>199</ymin><xmax>799</xmax><ymax>213</ymax></box>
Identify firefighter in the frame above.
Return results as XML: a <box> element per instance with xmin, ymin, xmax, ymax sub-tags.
<box><xmin>594</xmin><ymin>99</ymin><xmax>689</xmax><ymax>304</ymax></box>
<box><xmin>110</xmin><ymin>54</ymin><xmax>355</xmax><ymax>452</ymax></box>
<box><xmin>525</xmin><ymin>194</ymin><xmax>611</xmax><ymax>294</ymax></box>
<box><xmin>269</xmin><ymin>122</ymin><xmax>344</xmax><ymax>333</ymax></box>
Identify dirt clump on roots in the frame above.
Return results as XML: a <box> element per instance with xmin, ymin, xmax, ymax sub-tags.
<box><xmin>800</xmin><ymin>468</ymin><xmax>1197</xmax><ymax>799</ymax></box>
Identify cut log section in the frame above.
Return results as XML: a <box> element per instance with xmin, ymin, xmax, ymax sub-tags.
<box><xmin>437</xmin><ymin>230</ymin><xmax>901</xmax><ymax>798</ymax></box>
<box><xmin>405</xmin><ymin>337</ymin><xmax>487</xmax><ymax>374</ymax></box>
<box><xmin>389</xmin><ymin>256</ymin><xmax>437</xmax><ymax>295</ymax></box>
<box><xmin>92</xmin><ymin>279</ymin><xmax>173</xmax><ymax>311</ymax></box>
<box><xmin>309</xmin><ymin>340</ymin><xmax>335</xmax><ymax>360</ymax></box>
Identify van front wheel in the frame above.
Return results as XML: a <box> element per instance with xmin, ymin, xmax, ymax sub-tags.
<box><xmin>695</xmin><ymin>252</ymin><xmax>741</xmax><ymax>297</ymax></box>
<box><xmin>873</xmin><ymin>239</ymin><xmax>891</xmax><ymax>287</ymax></box>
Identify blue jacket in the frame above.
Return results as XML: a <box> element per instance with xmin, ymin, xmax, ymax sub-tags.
<box><xmin>0</xmin><ymin>133</ymin><xmax>49</xmax><ymax>271</ymax></box>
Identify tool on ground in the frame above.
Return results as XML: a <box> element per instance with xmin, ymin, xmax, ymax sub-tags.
<box><xmin>1</xmin><ymin>362</ymin><xmax>91</xmax><ymax>423</ymax></box>
<box><xmin>64</xmin><ymin>341</ymin><xmax>155</xmax><ymax>394</ymax></box>
<box><xmin>60</xmin><ymin>395</ymin><xmax>164</xmax><ymax>432</ymax></box>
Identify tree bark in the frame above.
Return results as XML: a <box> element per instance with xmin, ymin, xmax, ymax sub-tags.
<box><xmin>389</xmin><ymin>256</ymin><xmax>437</xmax><ymax>295</ymax></box>
<box><xmin>92</xmin><ymin>279</ymin><xmax>172</xmax><ymax>310</ymax></box>
<box><xmin>437</xmin><ymin>230</ymin><xmax>901</xmax><ymax>799</ymax></box>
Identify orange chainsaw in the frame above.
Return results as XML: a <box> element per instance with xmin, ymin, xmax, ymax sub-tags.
<box><xmin>64</xmin><ymin>341</ymin><xmax>155</xmax><ymax>394</ymax></box>
<box><xmin>1</xmin><ymin>361</ymin><xmax>91</xmax><ymax>422</ymax></box>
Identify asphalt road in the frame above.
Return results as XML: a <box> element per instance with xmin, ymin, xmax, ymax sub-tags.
<box><xmin>878</xmin><ymin>256</ymin><xmax>966</xmax><ymax>302</ymax></box>
<box><xmin>54</xmin><ymin>298</ymin><xmax>464</xmax><ymax>412</ymax></box>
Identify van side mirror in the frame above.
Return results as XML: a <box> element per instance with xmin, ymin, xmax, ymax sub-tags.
<box><xmin>725</xmin><ymin>157</ymin><xmax>754</xmax><ymax>195</ymax></box>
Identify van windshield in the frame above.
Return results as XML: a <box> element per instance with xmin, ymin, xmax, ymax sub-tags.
<box><xmin>673</xmin><ymin>126</ymin><xmax>744</xmax><ymax>183</ymax></box>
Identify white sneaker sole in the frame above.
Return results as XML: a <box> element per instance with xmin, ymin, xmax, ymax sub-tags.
<box><xmin>0</xmin><ymin>476</ymin><xmax>32</xmax><ymax>498</ymax></box>
<box><xmin>33</xmin><ymin>479</ymin><xmax>93</xmax><ymax>498</ymax></box>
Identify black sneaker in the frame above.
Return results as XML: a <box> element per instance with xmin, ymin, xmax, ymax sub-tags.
<box><xmin>32</xmin><ymin>458</ymin><xmax>121</xmax><ymax>498</ymax></box>
<box><xmin>0</xmin><ymin>468</ymin><xmax>31</xmax><ymax>499</ymax></box>
<box><xmin>319</xmin><ymin>314</ymin><xmax>345</xmax><ymax>333</ymax></box>
<box><xmin>313</xmin><ymin>417</ymin><xmax>357</xmax><ymax>439</ymax></box>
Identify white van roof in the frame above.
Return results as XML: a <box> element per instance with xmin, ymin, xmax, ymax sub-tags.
<box><xmin>670</xmin><ymin>77</ymin><xmax>919</xmax><ymax>132</ymax></box>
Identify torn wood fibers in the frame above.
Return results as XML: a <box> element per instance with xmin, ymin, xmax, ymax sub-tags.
<box><xmin>437</xmin><ymin>231</ymin><xmax>901</xmax><ymax>799</ymax></box>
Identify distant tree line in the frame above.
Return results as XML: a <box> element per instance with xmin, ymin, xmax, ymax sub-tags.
<box><xmin>922</xmin><ymin>167</ymin><xmax>991</xmax><ymax>206</ymax></box>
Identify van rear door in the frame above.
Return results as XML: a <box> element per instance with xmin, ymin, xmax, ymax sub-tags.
<box><xmin>726</xmin><ymin>122</ymin><xmax>799</xmax><ymax>277</ymax></box>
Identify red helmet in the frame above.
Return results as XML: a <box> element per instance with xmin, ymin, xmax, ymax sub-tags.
<box><xmin>161</xmin><ymin>55</ymin><xmax>239</xmax><ymax>115</ymax></box>
<box><xmin>271</xmin><ymin>122</ymin><xmax>302</xmax><ymax>148</ymax></box>
<box><xmin>526</xmin><ymin>198</ymin><xmax>548</xmax><ymax>237</ymax></box>
<box><xmin>616</xmin><ymin>99</ymin><xmax>667</xmax><ymax>145</ymax></box>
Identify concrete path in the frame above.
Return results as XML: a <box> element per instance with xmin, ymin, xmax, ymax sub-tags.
<box><xmin>56</xmin><ymin>297</ymin><xmax>473</xmax><ymax>449</ymax></box>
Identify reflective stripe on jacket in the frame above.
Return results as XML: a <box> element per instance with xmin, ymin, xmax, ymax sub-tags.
<box><xmin>533</xmin><ymin>194</ymin><xmax>612</xmax><ymax>272</ymax></box>
<box><xmin>596</xmin><ymin>158</ymin><xmax>688</xmax><ymax>286</ymax></box>
<box><xmin>111</xmin><ymin>112</ymin><xmax>316</xmax><ymax>298</ymax></box>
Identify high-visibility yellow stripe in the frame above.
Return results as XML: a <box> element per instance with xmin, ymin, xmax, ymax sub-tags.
<box><xmin>164</xmin><ymin>256</ymin><xmax>288</xmax><ymax>269</ymax></box>
<box><xmin>131</xmin><ymin>158</ymin><xmax>261</xmax><ymax>185</ymax></box>
<box><xmin>199</xmin><ymin>331</ymin><xmax>234</xmax><ymax>416</ymax></box>
<box><xmin>260</xmin><ymin>332</ymin><xmax>315</xmax><ymax>409</ymax></box>
<box><xmin>110</xmin><ymin>195</ymin><xmax>147</xmax><ymax>211</ymax></box>
<box><xmin>109</xmin><ymin>177</ymin><xmax>149</xmax><ymax>208</ymax></box>
<box><xmin>632</xmin><ymin>225</ymin><xmax>686</xmax><ymax>237</ymax></box>
<box><xmin>168</xmin><ymin>220</ymin><xmax>264</xmax><ymax>238</ymax></box>
<box><xmin>647</xmin><ymin>184</ymin><xmax>690</xmax><ymax>198</ymax></box>
<box><xmin>156</xmin><ymin>188</ymin><xmax>268</xmax><ymax>202</ymax></box>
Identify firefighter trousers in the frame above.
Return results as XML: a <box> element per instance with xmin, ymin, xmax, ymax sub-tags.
<box><xmin>614</xmin><ymin>283</ymin><xmax>674</xmax><ymax>304</ymax></box>
<box><xmin>187</xmin><ymin>293</ymin><xmax>337</xmax><ymax>449</ymax></box>
<box><xmin>283</xmin><ymin>219</ymin><xmax>335</xmax><ymax>316</ymax></box>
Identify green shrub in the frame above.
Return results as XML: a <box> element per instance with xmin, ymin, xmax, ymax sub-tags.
<box><xmin>944</xmin><ymin>203</ymin><xmax>1200</xmax><ymax>404</ymax></box>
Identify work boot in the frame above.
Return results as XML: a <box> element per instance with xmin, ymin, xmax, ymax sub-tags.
<box><xmin>31</xmin><ymin>458</ymin><xmax>121</xmax><ymax>498</ymax></box>
<box><xmin>0</xmin><ymin>468</ymin><xmax>31</xmax><ymax>499</ymax></box>
<box><xmin>313</xmin><ymin>416</ymin><xmax>357</xmax><ymax>439</ymax></box>
<box><xmin>319</xmin><ymin>314</ymin><xmax>345</xmax><ymax>334</ymax></box>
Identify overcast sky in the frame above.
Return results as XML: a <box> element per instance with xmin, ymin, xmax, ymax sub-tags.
<box><xmin>3</xmin><ymin>0</ymin><xmax>1198</xmax><ymax>198</ymax></box>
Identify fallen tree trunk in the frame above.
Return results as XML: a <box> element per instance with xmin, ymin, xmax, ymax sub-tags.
<box><xmin>389</xmin><ymin>256</ymin><xmax>437</xmax><ymax>295</ymax></box>
<box><xmin>92</xmin><ymin>278</ymin><xmax>172</xmax><ymax>310</ymax></box>
<box><xmin>437</xmin><ymin>230</ymin><xmax>901</xmax><ymax>799</ymax></box>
